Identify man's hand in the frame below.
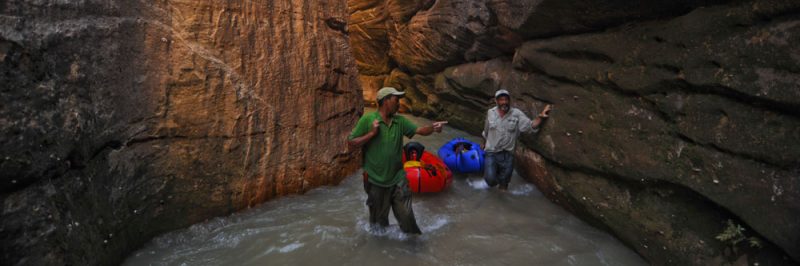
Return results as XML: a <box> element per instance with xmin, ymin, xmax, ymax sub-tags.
<box><xmin>532</xmin><ymin>104</ymin><xmax>552</xmax><ymax>129</ymax></box>
<box><xmin>416</xmin><ymin>121</ymin><xmax>447</xmax><ymax>136</ymax></box>
<box><xmin>539</xmin><ymin>104</ymin><xmax>552</xmax><ymax>118</ymax></box>
<box><xmin>432</xmin><ymin>121</ymin><xmax>447</xmax><ymax>133</ymax></box>
<box><xmin>348</xmin><ymin>119</ymin><xmax>380</xmax><ymax>150</ymax></box>
<box><xmin>371</xmin><ymin>119</ymin><xmax>380</xmax><ymax>132</ymax></box>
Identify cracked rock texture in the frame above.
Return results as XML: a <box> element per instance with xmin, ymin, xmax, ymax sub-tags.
<box><xmin>1</xmin><ymin>1</ymin><xmax>360</xmax><ymax>265</ymax></box>
<box><xmin>349</xmin><ymin>0</ymin><xmax>800</xmax><ymax>264</ymax></box>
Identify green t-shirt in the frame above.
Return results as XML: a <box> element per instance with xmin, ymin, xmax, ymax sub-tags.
<box><xmin>349</xmin><ymin>111</ymin><xmax>418</xmax><ymax>187</ymax></box>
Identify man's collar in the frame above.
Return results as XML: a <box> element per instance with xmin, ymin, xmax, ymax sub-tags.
<box><xmin>493</xmin><ymin>106</ymin><xmax>513</xmax><ymax>117</ymax></box>
<box><xmin>373</xmin><ymin>111</ymin><xmax>398</xmax><ymax>124</ymax></box>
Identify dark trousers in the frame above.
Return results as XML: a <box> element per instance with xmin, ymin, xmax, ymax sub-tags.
<box><xmin>364</xmin><ymin>176</ymin><xmax>422</xmax><ymax>234</ymax></box>
<box><xmin>484</xmin><ymin>151</ymin><xmax>514</xmax><ymax>187</ymax></box>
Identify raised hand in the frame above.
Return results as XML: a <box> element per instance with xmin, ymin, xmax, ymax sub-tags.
<box><xmin>539</xmin><ymin>104</ymin><xmax>552</xmax><ymax>118</ymax></box>
<box><xmin>371</xmin><ymin>119</ymin><xmax>380</xmax><ymax>134</ymax></box>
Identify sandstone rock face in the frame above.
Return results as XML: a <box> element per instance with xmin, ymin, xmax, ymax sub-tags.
<box><xmin>350</xmin><ymin>0</ymin><xmax>729</xmax><ymax>102</ymax></box>
<box><xmin>349</xmin><ymin>0</ymin><xmax>800</xmax><ymax>264</ymax></box>
<box><xmin>1</xmin><ymin>1</ymin><xmax>361</xmax><ymax>265</ymax></box>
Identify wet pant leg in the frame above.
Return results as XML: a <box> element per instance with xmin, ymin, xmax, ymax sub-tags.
<box><xmin>391</xmin><ymin>179</ymin><xmax>422</xmax><ymax>234</ymax></box>
<box><xmin>497</xmin><ymin>151</ymin><xmax>515</xmax><ymax>187</ymax></box>
<box><xmin>484</xmin><ymin>152</ymin><xmax>499</xmax><ymax>187</ymax></box>
<box><xmin>366</xmin><ymin>181</ymin><xmax>392</xmax><ymax>227</ymax></box>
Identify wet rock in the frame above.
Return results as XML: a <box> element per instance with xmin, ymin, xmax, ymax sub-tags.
<box><xmin>510</xmin><ymin>3</ymin><xmax>800</xmax><ymax>262</ymax></box>
<box><xmin>1</xmin><ymin>1</ymin><xmax>361</xmax><ymax>265</ymax></box>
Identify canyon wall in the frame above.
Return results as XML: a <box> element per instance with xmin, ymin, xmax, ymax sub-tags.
<box><xmin>348</xmin><ymin>0</ymin><xmax>800</xmax><ymax>264</ymax></box>
<box><xmin>1</xmin><ymin>1</ymin><xmax>361</xmax><ymax>265</ymax></box>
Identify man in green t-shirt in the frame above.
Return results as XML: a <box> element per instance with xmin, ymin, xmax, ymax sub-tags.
<box><xmin>348</xmin><ymin>87</ymin><xmax>447</xmax><ymax>234</ymax></box>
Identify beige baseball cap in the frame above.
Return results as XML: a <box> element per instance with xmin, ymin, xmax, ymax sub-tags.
<box><xmin>376</xmin><ymin>87</ymin><xmax>406</xmax><ymax>101</ymax></box>
<box><xmin>495</xmin><ymin>89</ymin><xmax>510</xmax><ymax>98</ymax></box>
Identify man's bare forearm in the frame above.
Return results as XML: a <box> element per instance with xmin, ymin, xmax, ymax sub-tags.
<box><xmin>416</xmin><ymin>126</ymin><xmax>434</xmax><ymax>136</ymax></box>
<box><xmin>532</xmin><ymin>116</ymin><xmax>544</xmax><ymax>128</ymax></box>
<box><xmin>415</xmin><ymin>121</ymin><xmax>446</xmax><ymax>136</ymax></box>
<box><xmin>348</xmin><ymin>130</ymin><xmax>377</xmax><ymax>149</ymax></box>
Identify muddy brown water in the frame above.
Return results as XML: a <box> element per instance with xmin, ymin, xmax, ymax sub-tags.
<box><xmin>123</xmin><ymin>111</ymin><xmax>646</xmax><ymax>266</ymax></box>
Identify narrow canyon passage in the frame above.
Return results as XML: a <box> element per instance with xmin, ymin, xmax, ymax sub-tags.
<box><xmin>122</xmin><ymin>111</ymin><xmax>645</xmax><ymax>266</ymax></box>
<box><xmin>3</xmin><ymin>0</ymin><xmax>799</xmax><ymax>265</ymax></box>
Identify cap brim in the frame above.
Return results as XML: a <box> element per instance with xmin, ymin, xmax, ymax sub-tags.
<box><xmin>377</xmin><ymin>91</ymin><xmax>406</xmax><ymax>101</ymax></box>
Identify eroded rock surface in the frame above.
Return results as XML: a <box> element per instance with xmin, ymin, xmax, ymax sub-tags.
<box><xmin>349</xmin><ymin>0</ymin><xmax>800</xmax><ymax>264</ymax></box>
<box><xmin>1</xmin><ymin>1</ymin><xmax>361</xmax><ymax>265</ymax></box>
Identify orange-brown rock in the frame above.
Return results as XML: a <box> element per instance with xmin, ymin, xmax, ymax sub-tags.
<box><xmin>1</xmin><ymin>1</ymin><xmax>361</xmax><ymax>265</ymax></box>
<box><xmin>348</xmin><ymin>0</ymin><xmax>393</xmax><ymax>76</ymax></box>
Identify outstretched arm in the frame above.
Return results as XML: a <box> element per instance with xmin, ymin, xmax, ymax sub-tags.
<box><xmin>415</xmin><ymin>121</ymin><xmax>447</xmax><ymax>136</ymax></box>
<box><xmin>531</xmin><ymin>104</ymin><xmax>552</xmax><ymax>129</ymax></box>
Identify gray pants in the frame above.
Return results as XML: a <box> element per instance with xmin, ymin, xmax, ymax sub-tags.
<box><xmin>364</xmin><ymin>177</ymin><xmax>422</xmax><ymax>234</ymax></box>
<box><xmin>484</xmin><ymin>151</ymin><xmax>514</xmax><ymax>188</ymax></box>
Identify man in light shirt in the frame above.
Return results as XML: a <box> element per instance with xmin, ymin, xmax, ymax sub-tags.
<box><xmin>481</xmin><ymin>89</ymin><xmax>551</xmax><ymax>191</ymax></box>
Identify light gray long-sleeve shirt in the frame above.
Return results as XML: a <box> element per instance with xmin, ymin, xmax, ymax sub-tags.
<box><xmin>482</xmin><ymin>106</ymin><xmax>538</xmax><ymax>152</ymax></box>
